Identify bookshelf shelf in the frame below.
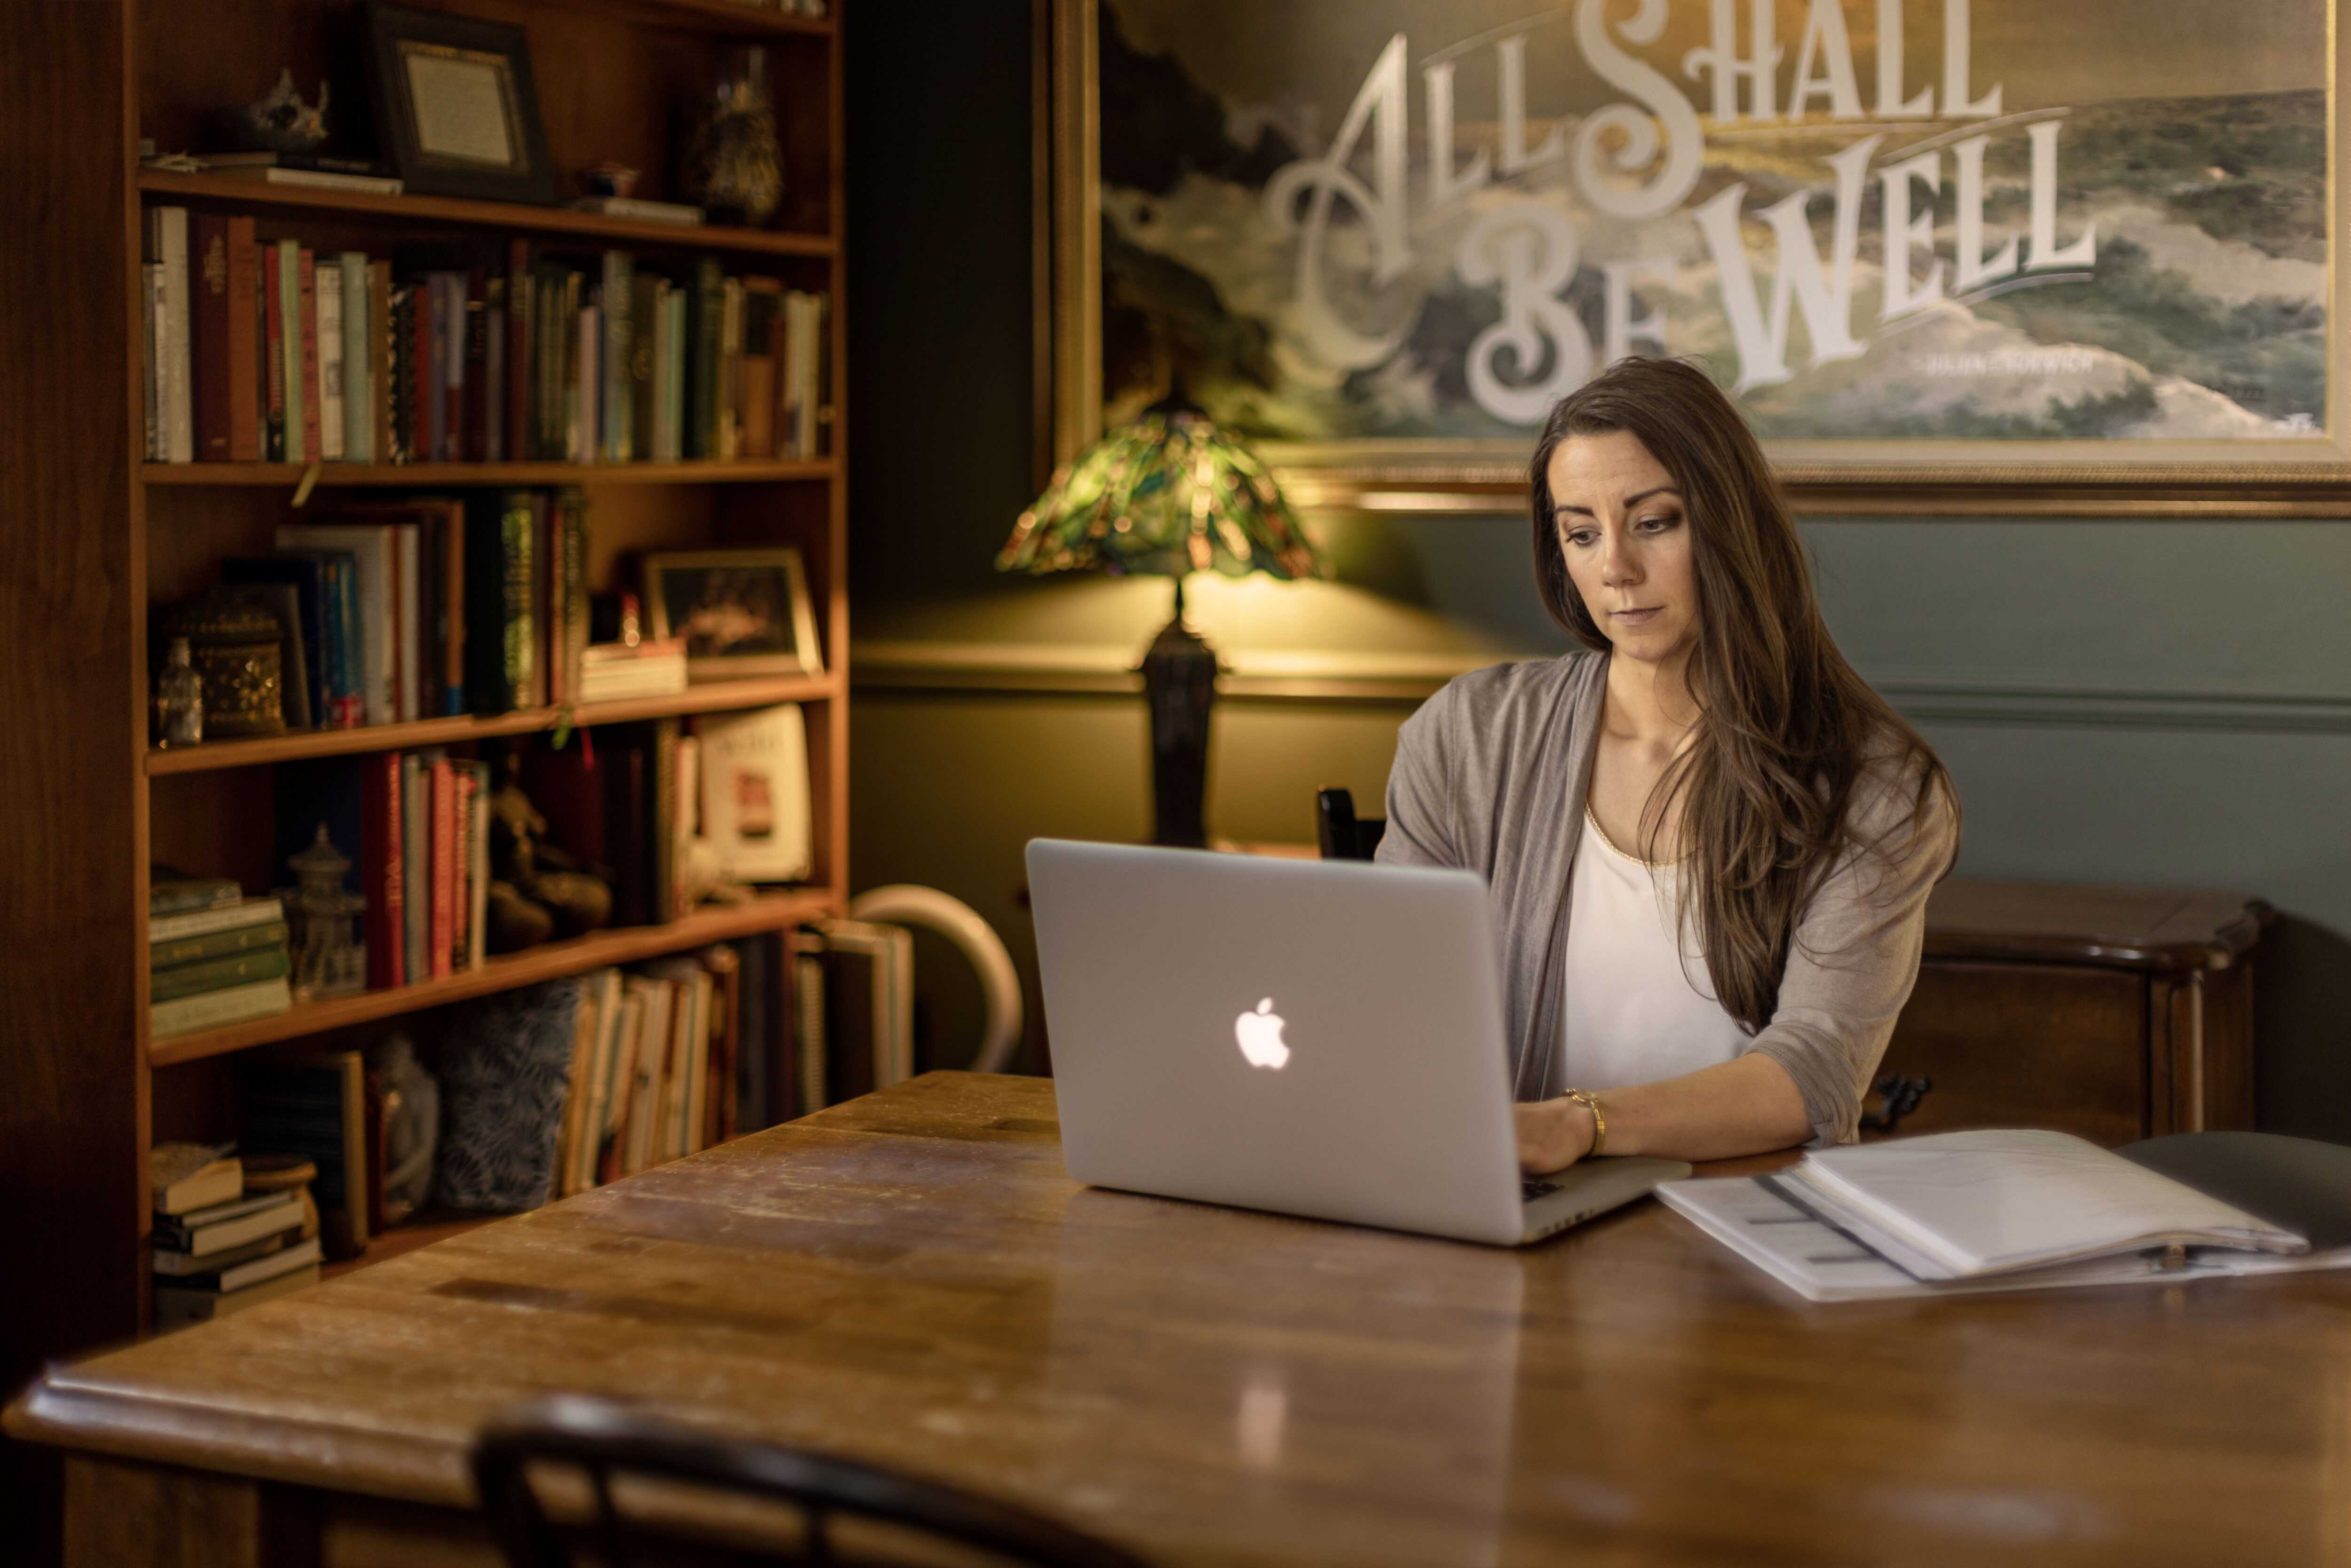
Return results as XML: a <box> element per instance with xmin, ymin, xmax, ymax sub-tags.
<box><xmin>142</xmin><ymin>459</ymin><xmax>838</xmax><ymax>488</ymax></box>
<box><xmin>150</xmin><ymin>888</ymin><xmax>836</xmax><ymax>1068</ymax></box>
<box><xmin>134</xmin><ymin>172</ymin><xmax>838</xmax><ymax>258</ymax></box>
<box><xmin>593</xmin><ymin>0</ymin><xmax>836</xmax><ymax>39</ymax></box>
<box><xmin>144</xmin><ymin>674</ymin><xmax>840</xmax><ymax>774</ymax></box>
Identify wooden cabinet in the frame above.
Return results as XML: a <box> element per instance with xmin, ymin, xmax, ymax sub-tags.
<box><xmin>0</xmin><ymin>0</ymin><xmax>852</xmax><ymax>1429</ymax></box>
<box><xmin>1875</xmin><ymin>882</ymin><xmax>2271</xmax><ymax>1146</ymax></box>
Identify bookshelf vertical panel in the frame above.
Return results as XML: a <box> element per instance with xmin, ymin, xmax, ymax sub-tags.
<box><xmin>0</xmin><ymin>0</ymin><xmax>149</xmax><ymax>1541</ymax></box>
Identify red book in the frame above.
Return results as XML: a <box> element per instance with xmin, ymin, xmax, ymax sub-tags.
<box><xmin>261</xmin><ymin>244</ymin><xmax>286</xmax><ymax>461</ymax></box>
<box><xmin>297</xmin><ymin>249</ymin><xmax>322</xmax><ymax>466</ymax></box>
<box><xmin>463</xmin><ymin>267</ymin><xmax>488</xmax><ymax>462</ymax></box>
<box><xmin>429</xmin><ymin>758</ymin><xmax>455</xmax><ymax>979</ymax></box>
<box><xmin>451</xmin><ymin>766</ymin><xmax>477</xmax><ymax>970</ymax></box>
<box><xmin>506</xmin><ymin>240</ymin><xmax>530</xmax><ymax>463</ymax></box>
<box><xmin>361</xmin><ymin>753</ymin><xmax>403</xmax><ymax>991</ymax></box>
<box><xmin>224</xmin><ymin>218</ymin><xmax>260</xmax><ymax>461</ymax></box>
<box><xmin>191</xmin><ymin>214</ymin><xmax>232</xmax><ymax>461</ymax></box>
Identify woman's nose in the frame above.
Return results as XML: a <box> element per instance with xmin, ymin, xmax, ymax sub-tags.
<box><xmin>1599</xmin><ymin>527</ymin><xmax>1641</xmax><ymax>587</ymax></box>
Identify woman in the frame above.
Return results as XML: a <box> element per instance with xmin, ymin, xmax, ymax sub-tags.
<box><xmin>1376</xmin><ymin>357</ymin><xmax>1957</xmax><ymax>1172</ymax></box>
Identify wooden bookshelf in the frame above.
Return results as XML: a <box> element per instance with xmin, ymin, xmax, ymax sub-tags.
<box><xmin>142</xmin><ymin>458</ymin><xmax>837</xmax><ymax>486</ymax></box>
<box><xmin>135</xmin><ymin>171</ymin><xmax>838</xmax><ymax>257</ymax></box>
<box><xmin>0</xmin><ymin>0</ymin><xmax>854</xmax><ymax>1427</ymax></box>
<box><xmin>151</xmin><ymin>889</ymin><xmax>832</xmax><ymax>1066</ymax></box>
<box><xmin>145</xmin><ymin>674</ymin><xmax>840</xmax><ymax>773</ymax></box>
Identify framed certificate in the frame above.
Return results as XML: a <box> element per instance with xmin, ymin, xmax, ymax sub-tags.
<box><xmin>361</xmin><ymin>2</ymin><xmax>558</xmax><ymax>206</ymax></box>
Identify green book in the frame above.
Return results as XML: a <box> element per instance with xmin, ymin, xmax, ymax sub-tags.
<box><xmin>277</xmin><ymin>238</ymin><xmax>303</xmax><ymax>463</ymax></box>
<box><xmin>340</xmin><ymin>252</ymin><xmax>370</xmax><ymax>463</ymax></box>
<box><xmin>150</xmin><ymin>867</ymin><xmax>241</xmax><ymax>916</ymax></box>
<box><xmin>687</xmin><ymin>256</ymin><xmax>724</xmax><ymax>460</ymax></box>
<box><xmin>150</xmin><ymin>944</ymin><xmax>290</xmax><ymax>1003</ymax></box>
<box><xmin>152</xmin><ymin>920</ymin><xmax>291</xmax><ymax>971</ymax></box>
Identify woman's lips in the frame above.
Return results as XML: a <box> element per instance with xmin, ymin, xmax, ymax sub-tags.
<box><xmin>1611</xmin><ymin>607</ymin><xmax>1663</xmax><ymax>626</ymax></box>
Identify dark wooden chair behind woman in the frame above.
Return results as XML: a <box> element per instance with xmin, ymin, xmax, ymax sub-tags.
<box><xmin>473</xmin><ymin>1395</ymin><xmax>1151</xmax><ymax>1567</ymax></box>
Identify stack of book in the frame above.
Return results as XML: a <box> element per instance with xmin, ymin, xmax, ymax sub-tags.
<box><xmin>142</xmin><ymin>205</ymin><xmax>833</xmax><ymax>468</ymax></box>
<box><xmin>150</xmin><ymin>873</ymin><xmax>291</xmax><ymax>1037</ymax></box>
<box><xmin>149</xmin><ymin>1142</ymin><xmax>323</xmax><ymax>1332</ymax></box>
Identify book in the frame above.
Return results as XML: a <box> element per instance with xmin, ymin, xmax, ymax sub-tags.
<box><xmin>205</xmin><ymin>165</ymin><xmax>402</xmax><ymax>193</ymax></box>
<box><xmin>568</xmin><ymin>196</ymin><xmax>705</xmax><ymax>225</ymax></box>
<box><xmin>464</xmin><ymin>490</ymin><xmax>536</xmax><ymax>713</ymax></box>
<box><xmin>150</xmin><ymin>895</ymin><xmax>284</xmax><ymax>946</ymax></box>
<box><xmin>262</xmin><ymin>241</ymin><xmax>287</xmax><ymax>460</ymax></box>
<box><xmin>361</xmin><ymin>752</ymin><xmax>403</xmax><ymax>990</ymax></box>
<box><xmin>506</xmin><ymin>239</ymin><xmax>533</xmax><ymax>463</ymax></box>
<box><xmin>154</xmin><ymin>1188</ymin><xmax>302</xmax><ymax>1257</ymax></box>
<box><xmin>160</xmin><ymin>1237</ymin><xmax>323</xmax><ymax>1296</ymax></box>
<box><xmin>223</xmin><ymin>217</ymin><xmax>260</xmax><ymax>460</ymax></box>
<box><xmin>317</xmin><ymin>259</ymin><xmax>345</xmax><ymax>461</ymax></box>
<box><xmin>153</xmin><ymin>1262</ymin><xmax>321</xmax><ymax>1332</ymax></box>
<box><xmin>151</xmin><ymin>919</ymin><xmax>289</xmax><ymax>970</ymax></box>
<box><xmin>701</xmin><ymin>943</ymin><xmax>742</xmax><ymax>1145</ymax></box>
<box><xmin>402</xmin><ymin>752</ymin><xmax>429</xmax><ymax>985</ymax></box>
<box><xmin>276</xmin><ymin>239</ymin><xmax>303</xmax><ymax>462</ymax></box>
<box><xmin>276</xmin><ymin>520</ymin><xmax>396</xmax><ymax>724</ymax></box>
<box><xmin>141</xmin><ymin>261</ymin><xmax>159</xmax><ymax>459</ymax></box>
<box><xmin>817</xmin><ymin>921</ymin><xmax>915</xmax><ymax>1099</ymax></box>
<box><xmin>196</xmin><ymin>151</ymin><xmax>388</xmax><ymax>173</ymax></box>
<box><xmin>151</xmin><ymin>944</ymin><xmax>291</xmax><ymax>1003</ymax></box>
<box><xmin>688</xmin><ymin>257</ymin><xmax>724</xmax><ymax>460</ymax></box>
<box><xmin>150</xmin><ymin>1143</ymin><xmax>241</xmax><ymax>1216</ymax></box>
<box><xmin>601</xmin><ymin>251</ymin><xmax>634</xmax><ymax>462</ymax></box>
<box><xmin>340</xmin><ymin>253</ymin><xmax>370</xmax><ymax>462</ymax></box>
<box><xmin>238</xmin><ymin>1052</ymin><xmax>369</xmax><ymax>1259</ymax></box>
<box><xmin>430</xmin><ymin>755</ymin><xmax>456</xmax><ymax>980</ymax></box>
<box><xmin>696</xmin><ymin>705</ymin><xmax>811</xmax><ymax>882</ymax></box>
<box><xmin>144</xmin><ymin>206</ymin><xmax>193</xmax><ymax>462</ymax></box>
<box><xmin>551</xmin><ymin>489</ymin><xmax>590</xmax><ymax>706</ymax></box>
<box><xmin>457</xmin><ymin>758</ymin><xmax>492</xmax><ymax>968</ymax></box>
<box><xmin>298</xmin><ymin>248</ymin><xmax>323</xmax><ymax>465</ymax></box>
<box><xmin>151</xmin><ymin>976</ymin><xmax>292</xmax><ymax>1037</ymax></box>
<box><xmin>151</xmin><ymin>1229</ymin><xmax>285</xmax><ymax>1277</ymax></box>
<box><xmin>578</xmin><ymin>638</ymin><xmax>687</xmax><ymax>702</ymax></box>
<box><xmin>368</xmin><ymin>259</ymin><xmax>394</xmax><ymax>465</ymax></box>
<box><xmin>1662</xmin><ymin>1129</ymin><xmax>2351</xmax><ymax>1303</ymax></box>
<box><xmin>150</xmin><ymin>868</ymin><xmax>241</xmax><ymax>915</ymax></box>
<box><xmin>191</xmin><ymin>213</ymin><xmax>233</xmax><ymax>461</ymax></box>
<box><xmin>793</xmin><ymin>929</ymin><xmax>826</xmax><ymax>1113</ymax></box>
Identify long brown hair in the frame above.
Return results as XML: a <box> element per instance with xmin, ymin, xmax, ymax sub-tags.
<box><xmin>1531</xmin><ymin>356</ymin><xmax>1955</xmax><ymax>1030</ymax></box>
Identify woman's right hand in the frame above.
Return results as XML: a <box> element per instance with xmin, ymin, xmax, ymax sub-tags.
<box><xmin>1515</xmin><ymin>1096</ymin><xmax>1597</xmax><ymax>1174</ymax></box>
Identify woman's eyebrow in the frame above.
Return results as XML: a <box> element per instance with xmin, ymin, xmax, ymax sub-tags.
<box><xmin>1555</xmin><ymin>485</ymin><xmax>1682</xmax><ymax>519</ymax></box>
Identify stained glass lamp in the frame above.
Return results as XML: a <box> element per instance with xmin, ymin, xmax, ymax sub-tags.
<box><xmin>997</xmin><ymin>390</ymin><xmax>1325</xmax><ymax>847</ymax></box>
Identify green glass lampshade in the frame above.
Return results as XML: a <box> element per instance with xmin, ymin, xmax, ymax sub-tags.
<box><xmin>996</xmin><ymin>400</ymin><xmax>1325</xmax><ymax>583</ymax></box>
<box><xmin>995</xmin><ymin>398</ymin><xmax>1323</xmax><ymax>849</ymax></box>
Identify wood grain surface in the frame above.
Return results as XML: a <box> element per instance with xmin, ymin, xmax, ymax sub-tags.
<box><xmin>12</xmin><ymin>1072</ymin><xmax>2351</xmax><ymax>1566</ymax></box>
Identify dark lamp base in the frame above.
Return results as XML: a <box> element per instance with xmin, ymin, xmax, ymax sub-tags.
<box><xmin>1139</xmin><ymin>611</ymin><xmax>1217</xmax><ymax>848</ymax></box>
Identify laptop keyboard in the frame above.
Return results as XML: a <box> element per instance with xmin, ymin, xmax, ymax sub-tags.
<box><xmin>1522</xmin><ymin>1180</ymin><xmax>1563</xmax><ymax>1202</ymax></box>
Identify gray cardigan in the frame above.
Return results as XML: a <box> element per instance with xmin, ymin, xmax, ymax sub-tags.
<box><xmin>1376</xmin><ymin>651</ymin><xmax>1956</xmax><ymax>1145</ymax></box>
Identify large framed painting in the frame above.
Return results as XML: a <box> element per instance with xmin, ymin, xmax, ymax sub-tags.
<box><xmin>1045</xmin><ymin>0</ymin><xmax>2349</xmax><ymax>510</ymax></box>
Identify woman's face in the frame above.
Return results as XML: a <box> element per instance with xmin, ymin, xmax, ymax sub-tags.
<box><xmin>1546</xmin><ymin>430</ymin><xmax>1698</xmax><ymax>667</ymax></box>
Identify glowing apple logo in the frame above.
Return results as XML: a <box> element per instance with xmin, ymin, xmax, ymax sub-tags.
<box><xmin>1234</xmin><ymin>998</ymin><xmax>1291</xmax><ymax>1070</ymax></box>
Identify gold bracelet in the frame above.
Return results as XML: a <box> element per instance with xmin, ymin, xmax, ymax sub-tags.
<box><xmin>1564</xmin><ymin>1088</ymin><xmax>1607</xmax><ymax>1158</ymax></box>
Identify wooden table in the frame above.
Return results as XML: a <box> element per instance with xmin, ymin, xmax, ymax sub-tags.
<box><xmin>10</xmin><ymin>1072</ymin><xmax>2350</xmax><ymax>1566</ymax></box>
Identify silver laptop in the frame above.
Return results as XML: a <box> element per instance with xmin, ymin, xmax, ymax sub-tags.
<box><xmin>1026</xmin><ymin>839</ymin><xmax>1690</xmax><ymax>1246</ymax></box>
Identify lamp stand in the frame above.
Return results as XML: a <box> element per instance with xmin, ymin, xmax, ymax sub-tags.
<box><xmin>1139</xmin><ymin>575</ymin><xmax>1216</xmax><ymax>848</ymax></box>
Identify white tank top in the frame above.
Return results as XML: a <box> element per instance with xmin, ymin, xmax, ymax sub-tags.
<box><xmin>1559</xmin><ymin>807</ymin><xmax>1751</xmax><ymax>1091</ymax></box>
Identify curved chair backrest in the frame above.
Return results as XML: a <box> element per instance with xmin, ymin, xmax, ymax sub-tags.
<box><xmin>473</xmin><ymin>1394</ymin><xmax>1151</xmax><ymax>1568</ymax></box>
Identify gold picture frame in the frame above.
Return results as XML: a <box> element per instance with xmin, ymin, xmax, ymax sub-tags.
<box><xmin>643</xmin><ymin>549</ymin><xmax>825</xmax><ymax>683</ymax></box>
<box><xmin>1042</xmin><ymin>0</ymin><xmax>2351</xmax><ymax>515</ymax></box>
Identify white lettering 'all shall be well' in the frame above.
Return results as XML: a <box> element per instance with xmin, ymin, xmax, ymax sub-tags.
<box><xmin>1259</xmin><ymin>0</ymin><xmax>2100</xmax><ymax>417</ymax></box>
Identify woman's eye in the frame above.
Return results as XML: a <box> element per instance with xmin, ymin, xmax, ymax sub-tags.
<box><xmin>1565</xmin><ymin>528</ymin><xmax>1598</xmax><ymax>548</ymax></box>
<box><xmin>1636</xmin><ymin>513</ymin><xmax>1680</xmax><ymax>533</ymax></box>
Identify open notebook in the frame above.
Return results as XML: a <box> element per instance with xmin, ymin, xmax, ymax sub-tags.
<box><xmin>1663</xmin><ymin>1129</ymin><xmax>2351</xmax><ymax>1302</ymax></box>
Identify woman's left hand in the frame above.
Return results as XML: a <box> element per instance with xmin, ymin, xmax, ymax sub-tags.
<box><xmin>1515</xmin><ymin>1096</ymin><xmax>1596</xmax><ymax>1174</ymax></box>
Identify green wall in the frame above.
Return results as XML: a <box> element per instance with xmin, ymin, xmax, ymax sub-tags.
<box><xmin>845</xmin><ymin>7</ymin><xmax>2349</xmax><ymax>1135</ymax></box>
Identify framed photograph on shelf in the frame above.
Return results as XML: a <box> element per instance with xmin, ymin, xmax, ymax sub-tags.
<box><xmin>360</xmin><ymin>1</ymin><xmax>559</xmax><ymax>206</ymax></box>
<box><xmin>1044</xmin><ymin>0</ymin><xmax>2351</xmax><ymax>511</ymax></box>
<box><xmin>643</xmin><ymin>549</ymin><xmax>824</xmax><ymax>682</ymax></box>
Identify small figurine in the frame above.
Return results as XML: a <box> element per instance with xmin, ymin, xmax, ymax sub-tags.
<box><xmin>286</xmin><ymin>826</ymin><xmax>367</xmax><ymax>998</ymax></box>
<box><xmin>229</xmin><ymin>68</ymin><xmax>330</xmax><ymax>154</ymax></box>
<box><xmin>682</xmin><ymin>47</ymin><xmax>782</xmax><ymax>225</ymax></box>
<box><xmin>485</xmin><ymin>749</ymin><xmax>613</xmax><ymax>952</ymax></box>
